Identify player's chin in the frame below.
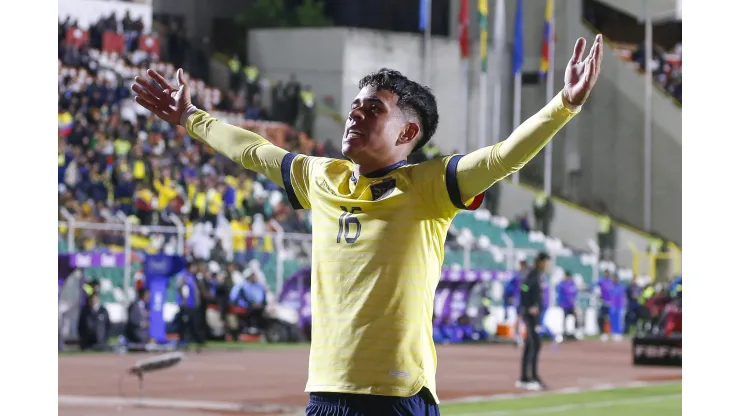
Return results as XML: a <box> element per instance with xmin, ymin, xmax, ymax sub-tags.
<box><xmin>341</xmin><ymin>139</ymin><xmax>365</xmax><ymax>158</ymax></box>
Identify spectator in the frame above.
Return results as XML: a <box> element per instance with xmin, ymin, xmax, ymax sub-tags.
<box><xmin>175</xmin><ymin>262</ymin><xmax>206</xmax><ymax>351</ymax></box>
<box><xmin>532</xmin><ymin>192</ymin><xmax>554</xmax><ymax>236</ymax></box>
<box><xmin>625</xmin><ymin>277</ymin><xmax>643</xmax><ymax>334</ymax></box>
<box><xmin>229</xmin><ymin>271</ymin><xmax>267</xmax><ymax>334</ymax></box>
<box><xmin>78</xmin><ymin>293</ymin><xmax>110</xmax><ymax>350</ymax></box>
<box><xmin>125</xmin><ymin>287</ymin><xmax>151</xmax><ymax>345</ymax></box>
<box><xmin>245</xmin><ymin>94</ymin><xmax>269</xmax><ymax>121</ymax></box>
<box><xmin>298</xmin><ymin>85</ymin><xmax>316</xmax><ymax>137</ymax></box>
<box><xmin>284</xmin><ymin>73</ymin><xmax>301</xmax><ymax>125</ymax></box>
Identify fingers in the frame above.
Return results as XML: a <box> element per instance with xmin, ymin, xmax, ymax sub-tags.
<box><xmin>177</xmin><ymin>68</ymin><xmax>186</xmax><ymax>88</ymax></box>
<box><xmin>131</xmin><ymin>83</ymin><xmax>162</xmax><ymax>106</ymax></box>
<box><xmin>586</xmin><ymin>34</ymin><xmax>603</xmax><ymax>84</ymax></box>
<box><xmin>148</xmin><ymin>69</ymin><xmax>177</xmax><ymax>92</ymax></box>
<box><xmin>134</xmin><ymin>96</ymin><xmax>174</xmax><ymax>122</ymax></box>
<box><xmin>571</xmin><ymin>37</ymin><xmax>586</xmax><ymax>64</ymax></box>
<box><xmin>134</xmin><ymin>96</ymin><xmax>167</xmax><ymax>117</ymax></box>
<box><xmin>587</xmin><ymin>34</ymin><xmax>602</xmax><ymax>62</ymax></box>
<box><xmin>133</xmin><ymin>76</ymin><xmax>169</xmax><ymax>103</ymax></box>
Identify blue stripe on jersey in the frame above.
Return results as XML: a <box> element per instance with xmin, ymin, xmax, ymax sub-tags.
<box><xmin>281</xmin><ymin>152</ymin><xmax>304</xmax><ymax>210</ymax></box>
<box><xmin>445</xmin><ymin>154</ymin><xmax>468</xmax><ymax>210</ymax></box>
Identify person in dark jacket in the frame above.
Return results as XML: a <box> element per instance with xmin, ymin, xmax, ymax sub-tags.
<box><xmin>517</xmin><ymin>252</ymin><xmax>550</xmax><ymax>391</ymax></box>
<box><xmin>125</xmin><ymin>287</ymin><xmax>151</xmax><ymax>345</ymax></box>
<box><xmin>78</xmin><ymin>293</ymin><xmax>110</xmax><ymax>350</ymax></box>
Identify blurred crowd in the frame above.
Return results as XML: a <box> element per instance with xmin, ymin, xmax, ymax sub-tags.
<box><xmin>57</xmin><ymin>13</ymin><xmax>349</xmax><ymax>268</ymax></box>
<box><xmin>629</xmin><ymin>41</ymin><xmax>682</xmax><ymax>104</ymax></box>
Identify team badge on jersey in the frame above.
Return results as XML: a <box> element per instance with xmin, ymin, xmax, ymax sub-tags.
<box><xmin>370</xmin><ymin>178</ymin><xmax>396</xmax><ymax>201</ymax></box>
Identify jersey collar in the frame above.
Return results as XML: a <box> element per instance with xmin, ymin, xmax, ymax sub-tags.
<box><xmin>351</xmin><ymin>160</ymin><xmax>407</xmax><ymax>183</ymax></box>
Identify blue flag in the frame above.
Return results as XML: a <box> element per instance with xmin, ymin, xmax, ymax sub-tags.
<box><xmin>419</xmin><ymin>0</ymin><xmax>428</xmax><ymax>31</ymax></box>
<box><xmin>512</xmin><ymin>0</ymin><xmax>524</xmax><ymax>76</ymax></box>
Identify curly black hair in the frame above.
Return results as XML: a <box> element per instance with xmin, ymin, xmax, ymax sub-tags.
<box><xmin>358</xmin><ymin>68</ymin><xmax>439</xmax><ymax>153</ymax></box>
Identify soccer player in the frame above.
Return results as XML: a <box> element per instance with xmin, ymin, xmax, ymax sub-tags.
<box><xmin>556</xmin><ymin>271</ymin><xmax>579</xmax><ymax>342</ymax></box>
<box><xmin>132</xmin><ymin>35</ymin><xmax>603</xmax><ymax>416</ymax></box>
<box><xmin>518</xmin><ymin>252</ymin><xmax>550</xmax><ymax>391</ymax></box>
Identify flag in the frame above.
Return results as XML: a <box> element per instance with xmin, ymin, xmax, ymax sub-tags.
<box><xmin>512</xmin><ymin>0</ymin><xmax>524</xmax><ymax>76</ymax></box>
<box><xmin>65</xmin><ymin>27</ymin><xmax>89</xmax><ymax>47</ymax></box>
<box><xmin>103</xmin><ymin>31</ymin><xmax>125</xmax><ymax>53</ymax></box>
<box><xmin>58</xmin><ymin>111</ymin><xmax>74</xmax><ymax>136</ymax></box>
<box><xmin>539</xmin><ymin>0</ymin><xmax>554</xmax><ymax>79</ymax></box>
<box><xmin>139</xmin><ymin>34</ymin><xmax>161</xmax><ymax>55</ymax></box>
<box><xmin>458</xmin><ymin>0</ymin><xmax>469</xmax><ymax>59</ymax></box>
<box><xmin>478</xmin><ymin>0</ymin><xmax>488</xmax><ymax>72</ymax></box>
<box><xmin>419</xmin><ymin>0</ymin><xmax>428</xmax><ymax>31</ymax></box>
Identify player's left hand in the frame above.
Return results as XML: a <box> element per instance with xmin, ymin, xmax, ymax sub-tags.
<box><xmin>563</xmin><ymin>34</ymin><xmax>604</xmax><ymax>107</ymax></box>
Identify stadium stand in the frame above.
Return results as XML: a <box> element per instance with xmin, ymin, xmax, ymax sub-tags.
<box><xmin>58</xmin><ymin>11</ymin><xmax>634</xmax><ymax>335</ymax></box>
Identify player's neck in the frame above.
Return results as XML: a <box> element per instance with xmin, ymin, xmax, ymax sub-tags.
<box><xmin>354</xmin><ymin>156</ymin><xmax>406</xmax><ymax>176</ymax></box>
<box><xmin>354</xmin><ymin>158</ymin><xmax>407</xmax><ymax>178</ymax></box>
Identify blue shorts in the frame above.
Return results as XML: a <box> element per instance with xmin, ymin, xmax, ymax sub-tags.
<box><xmin>305</xmin><ymin>389</ymin><xmax>440</xmax><ymax>416</ymax></box>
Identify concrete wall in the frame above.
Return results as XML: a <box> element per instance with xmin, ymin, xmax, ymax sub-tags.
<box><xmin>248</xmin><ymin>28</ymin><xmax>347</xmax><ymax>142</ymax></box>
<box><xmin>596</xmin><ymin>0</ymin><xmax>682</xmax><ymax>21</ymax></box>
<box><xmin>246</xmin><ymin>0</ymin><xmax>681</xmax><ymax>243</ymax></box>
<box><xmin>152</xmin><ymin>0</ymin><xmax>251</xmax><ymax>39</ymax></box>
<box><xmin>497</xmin><ymin>180</ymin><xmax>654</xmax><ymax>268</ymax></box>
<box><xmin>59</xmin><ymin>0</ymin><xmax>153</xmax><ymax>32</ymax></box>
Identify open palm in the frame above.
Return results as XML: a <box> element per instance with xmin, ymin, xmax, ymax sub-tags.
<box><xmin>131</xmin><ymin>68</ymin><xmax>192</xmax><ymax>125</ymax></box>
<box><xmin>564</xmin><ymin>34</ymin><xmax>604</xmax><ymax>107</ymax></box>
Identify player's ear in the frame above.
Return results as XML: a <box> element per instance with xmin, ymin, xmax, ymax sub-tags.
<box><xmin>397</xmin><ymin>122</ymin><xmax>420</xmax><ymax>146</ymax></box>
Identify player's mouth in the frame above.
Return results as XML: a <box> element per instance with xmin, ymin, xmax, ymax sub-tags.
<box><xmin>345</xmin><ymin>128</ymin><xmax>364</xmax><ymax>139</ymax></box>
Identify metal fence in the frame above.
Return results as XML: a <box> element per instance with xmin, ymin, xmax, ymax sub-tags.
<box><xmin>58</xmin><ymin>216</ymin><xmax>313</xmax><ymax>297</ymax></box>
<box><xmin>59</xmin><ymin>216</ymin><xmax>604</xmax><ymax>309</ymax></box>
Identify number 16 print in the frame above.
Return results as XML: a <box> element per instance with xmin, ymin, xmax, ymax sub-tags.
<box><xmin>337</xmin><ymin>206</ymin><xmax>362</xmax><ymax>244</ymax></box>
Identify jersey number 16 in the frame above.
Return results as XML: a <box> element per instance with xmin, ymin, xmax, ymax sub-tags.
<box><xmin>337</xmin><ymin>206</ymin><xmax>362</xmax><ymax>244</ymax></box>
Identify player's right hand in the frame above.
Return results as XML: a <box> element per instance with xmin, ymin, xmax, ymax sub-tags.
<box><xmin>132</xmin><ymin>68</ymin><xmax>191</xmax><ymax>126</ymax></box>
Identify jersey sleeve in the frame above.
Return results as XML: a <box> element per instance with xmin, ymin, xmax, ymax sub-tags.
<box><xmin>280</xmin><ymin>153</ymin><xmax>331</xmax><ymax>210</ymax></box>
<box><xmin>411</xmin><ymin>156</ymin><xmax>485</xmax><ymax>219</ymax></box>
<box><xmin>185</xmin><ymin>110</ymin><xmax>288</xmax><ymax>187</ymax></box>
<box><xmin>455</xmin><ymin>91</ymin><xmax>579</xmax><ymax>201</ymax></box>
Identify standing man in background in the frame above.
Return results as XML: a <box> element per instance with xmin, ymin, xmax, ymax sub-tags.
<box><xmin>176</xmin><ymin>262</ymin><xmax>205</xmax><ymax>352</ymax></box>
<box><xmin>532</xmin><ymin>192</ymin><xmax>554</xmax><ymax>236</ymax></box>
<box><xmin>504</xmin><ymin>260</ymin><xmax>528</xmax><ymax>345</ymax></box>
<box><xmin>608</xmin><ymin>273</ymin><xmax>626</xmax><ymax>341</ymax></box>
<box><xmin>595</xmin><ymin>269</ymin><xmax>614</xmax><ymax>341</ymax></box>
<box><xmin>518</xmin><ymin>253</ymin><xmax>550</xmax><ymax>391</ymax></box>
<box><xmin>625</xmin><ymin>277</ymin><xmax>643</xmax><ymax>334</ymax></box>
<box><xmin>125</xmin><ymin>287</ymin><xmax>152</xmax><ymax>346</ymax></box>
<box><xmin>556</xmin><ymin>271</ymin><xmax>579</xmax><ymax>342</ymax></box>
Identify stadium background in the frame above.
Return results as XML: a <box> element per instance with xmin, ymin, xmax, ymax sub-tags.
<box><xmin>57</xmin><ymin>0</ymin><xmax>682</xmax><ymax>414</ymax></box>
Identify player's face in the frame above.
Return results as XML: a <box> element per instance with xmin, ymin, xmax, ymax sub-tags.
<box><xmin>342</xmin><ymin>86</ymin><xmax>409</xmax><ymax>163</ymax></box>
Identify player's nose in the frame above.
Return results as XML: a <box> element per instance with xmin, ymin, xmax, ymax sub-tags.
<box><xmin>348</xmin><ymin>107</ymin><xmax>365</xmax><ymax>122</ymax></box>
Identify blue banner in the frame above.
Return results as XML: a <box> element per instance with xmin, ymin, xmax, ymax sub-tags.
<box><xmin>512</xmin><ymin>0</ymin><xmax>524</xmax><ymax>76</ymax></box>
<box><xmin>144</xmin><ymin>254</ymin><xmax>187</xmax><ymax>343</ymax></box>
<box><xmin>148</xmin><ymin>274</ymin><xmax>169</xmax><ymax>343</ymax></box>
<box><xmin>419</xmin><ymin>0</ymin><xmax>428</xmax><ymax>31</ymax></box>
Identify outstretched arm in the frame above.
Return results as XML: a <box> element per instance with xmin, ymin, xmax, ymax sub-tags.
<box><xmin>131</xmin><ymin>68</ymin><xmax>289</xmax><ymax>188</ymax></box>
<box><xmin>456</xmin><ymin>35</ymin><xmax>603</xmax><ymax>203</ymax></box>
<box><xmin>457</xmin><ymin>91</ymin><xmax>579</xmax><ymax>201</ymax></box>
<box><xmin>182</xmin><ymin>108</ymin><xmax>288</xmax><ymax>187</ymax></box>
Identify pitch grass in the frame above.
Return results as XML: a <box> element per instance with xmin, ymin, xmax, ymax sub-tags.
<box><xmin>440</xmin><ymin>382</ymin><xmax>681</xmax><ymax>415</ymax></box>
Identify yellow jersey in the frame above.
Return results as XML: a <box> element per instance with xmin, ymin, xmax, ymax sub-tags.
<box><xmin>185</xmin><ymin>90</ymin><xmax>578</xmax><ymax>403</ymax></box>
<box><xmin>284</xmin><ymin>154</ymin><xmax>482</xmax><ymax>401</ymax></box>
